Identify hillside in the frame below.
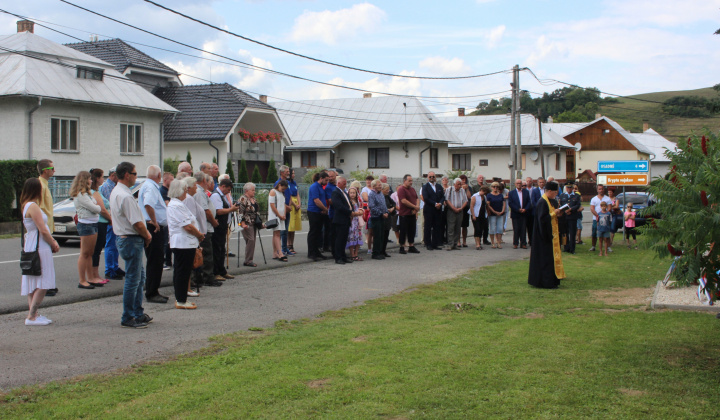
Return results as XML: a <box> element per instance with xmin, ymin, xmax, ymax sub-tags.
<box><xmin>599</xmin><ymin>87</ymin><xmax>720</xmax><ymax>140</ymax></box>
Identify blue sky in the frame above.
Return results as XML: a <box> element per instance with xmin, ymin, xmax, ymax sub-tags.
<box><xmin>3</xmin><ymin>0</ymin><xmax>720</xmax><ymax>115</ymax></box>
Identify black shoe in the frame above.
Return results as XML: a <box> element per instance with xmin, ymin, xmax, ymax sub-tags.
<box><xmin>117</xmin><ymin>269</ymin><xmax>126</xmax><ymax>276</ymax></box>
<box><xmin>342</xmin><ymin>258</ymin><xmax>354</xmax><ymax>264</ymax></box>
<box><xmin>399</xmin><ymin>247</ymin><xmax>407</xmax><ymax>254</ymax></box>
<box><xmin>121</xmin><ymin>318</ymin><xmax>148</xmax><ymax>329</ymax></box>
<box><xmin>312</xmin><ymin>256</ymin><xmax>324</xmax><ymax>262</ymax></box>
<box><xmin>106</xmin><ymin>274</ymin><xmax>124</xmax><ymax>280</ymax></box>
<box><xmin>319</xmin><ymin>254</ymin><xmax>329</xmax><ymax>260</ymax></box>
<box><xmin>383</xmin><ymin>253</ymin><xmax>392</xmax><ymax>258</ymax></box>
<box><xmin>78</xmin><ymin>283</ymin><xmax>95</xmax><ymax>290</ymax></box>
<box><xmin>335</xmin><ymin>259</ymin><xmax>346</xmax><ymax>265</ymax></box>
<box><xmin>205</xmin><ymin>280</ymin><xmax>223</xmax><ymax>287</ymax></box>
<box><xmin>228</xmin><ymin>252</ymin><xmax>236</xmax><ymax>257</ymax></box>
<box><xmin>371</xmin><ymin>255</ymin><xmax>384</xmax><ymax>260</ymax></box>
<box><xmin>46</xmin><ymin>288</ymin><xmax>58</xmax><ymax>296</ymax></box>
<box><xmin>483</xmin><ymin>240</ymin><xmax>492</xmax><ymax>245</ymax></box>
<box><xmin>147</xmin><ymin>295</ymin><xmax>168</xmax><ymax>304</ymax></box>
<box><xmin>408</xmin><ymin>246</ymin><xmax>420</xmax><ymax>254</ymax></box>
<box><xmin>137</xmin><ymin>314</ymin><xmax>153</xmax><ymax>324</ymax></box>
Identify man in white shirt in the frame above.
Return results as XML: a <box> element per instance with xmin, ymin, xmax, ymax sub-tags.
<box><xmin>192</xmin><ymin>172</ymin><xmax>221</xmax><ymax>287</ymax></box>
<box><xmin>110</xmin><ymin>162</ymin><xmax>152</xmax><ymax>329</ymax></box>
<box><xmin>138</xmin><ymin>165</ymin><xmax>168</xmax><ymax>304</ymax></box>
<box><xmin>589</xmin><ymin>184</ymin><xmax>612</xmax><ymax>252</ymax></box>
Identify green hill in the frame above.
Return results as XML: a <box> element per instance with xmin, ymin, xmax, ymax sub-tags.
<box><xmin>599</xmin><ymin>87</ymin><xmax>720</xmax><ymax>140</ymax></box>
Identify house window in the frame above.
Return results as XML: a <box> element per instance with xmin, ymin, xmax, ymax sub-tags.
<box><xmin>368</xmin><ymin>148</ymin><xmax>390</xmax><ymax>168</ymax></box>
<box><xmin>555</xmin><ymin>153</ymin><xmax>562</xmax><ymax>171</ymax></box>
<box><xmin>478</xmin><ymin>159</ymin><xmax>488</xmax><ymax>166</ymax></box>
<box><xmin>452</xmin><ymin>153</ymin><xmax>471</xmax><ymax>171</ymax></box>
<box><xmin>51</xmin><ymin>117</ymin><xmax>78</xmax><ymax>152</ymax></box>
<box><xmin>76</xmin><ymin>66</ymin><xmax>104</xmax><ymax>81</ymax></box>
<box><xmin>121</xmin><ymin>124</ymin><xmax>143</xmax><ymax>154</ymax></box>
<box><xmin>301</xmin><ymin>151</ymin><xmax>317</xmax><ymax>167</ymax></box>
<box><xmin>430</xmin><ymin>148</ymin><xmax>438</xmax><ymax>168</ymax></box>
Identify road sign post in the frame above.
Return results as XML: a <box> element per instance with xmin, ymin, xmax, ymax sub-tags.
<box><xmin>596</xmin><ymin>174</ymin><xmax>649</xmax><ymax>186</ymax></box>
<box><xmin>597</xmin><ymin>160</ymin><xmax>649</xmax><ymax>173</ymax></box>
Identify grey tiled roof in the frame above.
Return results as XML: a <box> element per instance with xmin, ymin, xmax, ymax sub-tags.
<box><xmin>154</xmin><ymin>83</ymin><xmax>274</xmax><ymax>141</ymax></box>
<box><xmin>66</xmin><ymin>39</ymin><xmax>178</xmax><ymax>75</ymax></box>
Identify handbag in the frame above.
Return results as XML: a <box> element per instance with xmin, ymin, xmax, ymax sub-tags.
<box><xmin>193</xmin><ymin>247</ymin><xmax>203</xmax><ymax>269</ymax></box>
<box><xmin>264</xmin><ymin>219</ymin><xmax>279</xmax><ymax>230</ymax></box>
<box><xmin>20</xmin><ymin>229</ymin><xmax>42</xmax><ymax>276</ymax></box>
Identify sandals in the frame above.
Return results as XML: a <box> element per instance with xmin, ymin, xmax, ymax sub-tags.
<box><xmin>279</xmin><ymin>256</ymin><xmax>288</xmax><ymax>262</ymax></box>
<box><xmin>476</xmin><ymin>246</ymin><xmax>483</xmax><ymax>250</ymax></box>
<box><xmin>243</xmin><ymin>262</ymin><xmax>257</xmax><ymax>267</ymax></box>
<box><xmin>352</xmin><ymin>256</ymin><xmax>363</xmax><ymax>261</ymax></box>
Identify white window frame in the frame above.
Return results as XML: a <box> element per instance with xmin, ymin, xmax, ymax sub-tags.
<box><xmin>121</xmin><ymin>123</ymin><xmax>144</xmax><ymax>155</ymax></box>
<box><xmin>50</xmin><ymin>117</ymin><xmax>79</xmax><ymax>152</ymax></box>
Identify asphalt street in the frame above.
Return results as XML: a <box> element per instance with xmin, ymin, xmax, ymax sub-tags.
<box><xmin>0</xmin><ymin>216</ymin><xmax>595</xmax><ymax>390</ymax></box>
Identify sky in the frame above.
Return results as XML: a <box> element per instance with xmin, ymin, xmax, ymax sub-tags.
<box><xmin>2</xmin><ymin>0</ymin><xmax>719</xmax><ymax>116</ymax></box>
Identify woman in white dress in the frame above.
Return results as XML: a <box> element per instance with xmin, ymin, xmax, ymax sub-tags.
<box><xmin>20</xmin><ymin>178</ymin><xmax>60</xmax><ymax>326</ymax></box>
<box><xmin>268</xmin><ymin>180</ymin><xmax>288</xmax><ymax>262</ymax></box>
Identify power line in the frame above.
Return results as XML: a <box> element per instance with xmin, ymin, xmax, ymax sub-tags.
<box><xmin>142</xmin><ymin>0</ymin><xmax>512</xmax><ymax>81</ymax></box>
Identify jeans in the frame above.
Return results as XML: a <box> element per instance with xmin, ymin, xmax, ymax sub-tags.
<box><xmin>117</xmin><ymin>236</ymin><xmax>146</xmax><ymax>323</ymax></box>
<box><xmin>281</xmin><ymin>218</ymin><xmax>289</xmax><ymax>254</ymax></box>
<box><xmin>105</xmin><ymin>226</ymin><xmax>120</xmax><ymax>276</ymax></box>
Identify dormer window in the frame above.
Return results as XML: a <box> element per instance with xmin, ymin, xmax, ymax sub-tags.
<box><xmin>76</xmin><ymin>66</ymin><xmax>103</xmax><ymax>81</ymax></box>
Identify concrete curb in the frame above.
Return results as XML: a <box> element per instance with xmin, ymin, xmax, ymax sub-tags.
<box><xmin>650</xmin><ymin>280</ymin><xmax>720</xmax><ymax>313</ymax></box>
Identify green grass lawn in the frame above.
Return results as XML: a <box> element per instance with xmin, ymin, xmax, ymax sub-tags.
<box><xmin>3</xmin><ymin>243</ymin><xmax>719</xmax><ymax>419</ymax></box>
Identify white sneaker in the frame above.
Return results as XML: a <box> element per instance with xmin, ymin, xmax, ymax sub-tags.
<box><xmin>589</xmin><ymin>246</ymin><xmax>596</xmax><ymax>251</ymax></box>
<box><xmin>37</xmin><ymin>315</ymin><xmax>52</xmax><ymax>324</ymax></box>
<box><xmin>163</xmin><ymin>265</ymin><xmax>171</xmax><ymax>271</ymax></box>
<box><xmin>607</xmin><ymin>247</ymin><xmax>613</xmax><ymax>252</ymax></box>
<box><xmin>187</xmin><ymin>290</ymin><xmax>199</xmax><ymax>297</ymax></box>
<box><xmin>175</xmin><ymin>300</ymin><xmax>197</xmax><ymax>309</ymax></box>
<box><xmin>25</xmin><ymin>318</ymin><xmax>51</xmax><ymax>326</ymax></box>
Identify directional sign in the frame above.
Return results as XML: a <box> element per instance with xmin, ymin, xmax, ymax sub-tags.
<box><xmin>597</xmin><ymin>160</ymin><xmax>649</xmax><ymax>173</ymax></box>
<box><xmin>597</xmin><ymin>174</ymin><xmax>649</xmax><ymax>186</ymax></box>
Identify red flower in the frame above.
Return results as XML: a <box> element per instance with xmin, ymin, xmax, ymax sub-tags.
<box><xmin>701</xmin><ymin>191</ymin><xmax>709</xmax><ymax>207</ymax></box>
<box><xmin>687</xmin><ymin>137</ymin><xmax>692</xmax><ymax>148</ymax></box>
<box><xmin>667</xmin><ymin>243</ymin><xmax>683</xmax><ymax>256</ymax></box>
<box><xmin>701</xmin><ymin>135</ymin><xmax>708</xmax><ymax>156</ymax></box>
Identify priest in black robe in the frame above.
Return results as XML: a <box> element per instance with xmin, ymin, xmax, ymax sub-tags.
<box><xmin>528</xmin><ymin>181</ymin><xmax>566</xmax><ymax>289</ymax></box>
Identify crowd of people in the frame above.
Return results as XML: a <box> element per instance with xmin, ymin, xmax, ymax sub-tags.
<box><xmin>20</xmin><ymin>157</ymin><xmax>632</xmax><ymax>326</ymax></box>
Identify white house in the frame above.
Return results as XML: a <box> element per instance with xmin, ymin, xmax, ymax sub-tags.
<box><xmin>273</xmin><ymin>95</ymin><xmax>460</xmax><ymax>180</ymax></box>
<box><xmin>0</xmin><ymin>21</ymin><xmax>177</xmax><ymax>177</ymax></box>
<box><xmin>440</xmin><ymin>113</ymin><xmax>574</xmax><ymax>181</ymax></box>
<box><xmin>631</xmin><ymin>127</ymin><xmax>677</xmax><ymax>179</ymax></box>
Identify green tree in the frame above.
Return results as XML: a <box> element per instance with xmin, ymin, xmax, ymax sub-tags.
<box><xmin>186</xmin><ymin>150</ymin><xmax>192</xmax><ymax>168</ymax></box>
<box><xmin>237</xmin><ymin>159</ymin><xmax>249</xmax><ymax>183</ymax></box>
<box><xmin>251</xmin><ymin>165</ymin><xmax>263</xmax><ymax>184</ymax></box>
<box><xmin>163</xmin><ymin>157</ymin><xmax>180</xmax><ymax>175</ymax></box>
<box><xmin>212</xmin><ymin>156</ymin><xmax>217</xmax><ymax>164</ymax></box>
<box><xmin>225</xmin><ymin>159</ymin><xmax>235</xmax><ymax>183</ymax></box>
<box><xmin>266</xmin><ymin>158</ymin><xmax>278</xmax><ymax>183</ymax></box>
<box><xmin>555</xmin><ymin>110</ymin><xmax>590</xmax><ymax>123</ymax></box>
<box><xmin>642</xmin><ymin>131</ymin><xmax>720</xmax><ymax>296</ymax></box>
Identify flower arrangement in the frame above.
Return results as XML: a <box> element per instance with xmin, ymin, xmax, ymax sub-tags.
<box><xmin>238</xmin><ymin>129</ymin><xmax>283</xmax><ymax>143</ymax></box>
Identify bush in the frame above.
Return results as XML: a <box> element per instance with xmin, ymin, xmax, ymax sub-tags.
<box><xmin>266</xmin><ymin>158</ymin><xmax>278</xmax><ymax>184</ymax></box>
<box><xmin>348</xmin><ymin>168</ymin><xmax>374</xmax><ymax>184</ymax></box>
<box><xmin>226</xmin><ymin>159</ymin><xmax>235</xmax><ymax>183</ymax></box>
<box><xmin>251</xmin><ymin>166</ymin><xmax>263</xmax><ymax>184</ymax></box>
<box><xmin>237</xmin><ymin>159</ymin><xmax>249</xmax><ymax>183</ymax></box>
<box><xmin>302</xmin><ymin>167</ymin><xmax>326</xmax><ymax>184</ymax></box>
<box><xmin>186</xmin><ymin>150</ymin><xmax>192</xmax><ymax>168</ymax></box>
<box><xmin>163</xmin><ymin>156</ymin><xmax>180</xmax><ymax>174</ymax></box>
<box><xmin>0</xmin><ymin>160</ymin><xmax>38</xmax><ymax>222</ymax></box>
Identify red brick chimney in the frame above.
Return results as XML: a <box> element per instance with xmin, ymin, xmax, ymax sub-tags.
<box><xmin>458</xmin><ymin>107</ymin><xmax>465</xmax><ymax>117</ymax></box>
<box><xmin>259</xmin><ymin>95</ymin><xmax>268</xmax><ymax>103</ymax></box>
<box><xmin>363</xmin><ymin>93</ymin><xmax>372</xmax><ymax>98</ymax></box>
<box><xmin>17</xmin><ymin>20</ymin><xmax>34</xmax><ymax>33</ymax></box>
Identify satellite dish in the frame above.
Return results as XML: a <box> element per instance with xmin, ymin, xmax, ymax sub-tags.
<box><xmin>574</xmin><ymin>142</ymin><xmax>582</xmax><ymax>151</ymax></box>
<box><xmin>529</xmin><ymin>151</ymin><xmax>539</xmax><ymax>161</ymax></box>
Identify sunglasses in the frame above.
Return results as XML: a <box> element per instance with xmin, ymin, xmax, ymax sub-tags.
<box><xmin>42</xmin><ymin>166</ymin><xmax>54</xmax><ymax>171</ymax></box>
<box><xmin>129</xmin><ymin>172</ymin><xmax>137</xmax><ymax>176</ymax></box>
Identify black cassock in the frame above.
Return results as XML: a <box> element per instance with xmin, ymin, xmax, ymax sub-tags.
<box><xmin>528</xmin><ymin>197</ymin><xmax>562</xmax><ymax>289</ymax></box>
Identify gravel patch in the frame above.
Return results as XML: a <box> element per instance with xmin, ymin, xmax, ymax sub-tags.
<box><xmin>652</xmin><ymin>281</ymin><xmax>720</xmax><ymax>313</ymax></box>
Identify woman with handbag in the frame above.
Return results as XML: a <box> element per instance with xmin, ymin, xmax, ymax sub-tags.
<box><xmin>237</xmin><ymin>182</ymin><xmax>262</xmax><ymax>267</ymax></box>
<box><xmin>167</xmin><ymin>180</ymin><xmax>205</xmax><ymax>310</ymax></box>
<box><xmin>268</xmin><ymin>180</ymin><xmax>289</xmax><ymax>262</ymax></box>
<box><xmin>20</xmin><ymin>178</ymin><xmax>60</xmax><ymax>325</ymax></box>
<box><xmin>71</xmin><ymin>171</ymin><xmax>105</xmax><ymax>289</ymax></box>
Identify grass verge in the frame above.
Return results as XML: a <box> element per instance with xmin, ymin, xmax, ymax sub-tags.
<box><xmin>3</xmin><ymin>244</ymin><xmax>719</xmax><ymax>418</ymax></box>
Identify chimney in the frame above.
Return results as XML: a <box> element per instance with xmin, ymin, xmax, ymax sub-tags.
<box><xmin>547</xmin><ymin>116</ymin><xmax>553</xmax><ymax>124</ymax></box>
<box><xmin>457</xmin><ymin>107</ymin><xmax>465</xmax><ymax>117</ymax></box>
<box><xmin>17</xmin><ymin>20</ymin><xmax>34</xmax><ymax>33</ymax></box>
<box><xmin>595</xmin><ymin>113</ymin><xmax>602</xmax><ymax>119</ymax></box>
<box><xmin>259</xmin><ymin>95</ymin><xmax>267</xmax><ymax>103</ymax></box>
<box><xmin>363</xmin><ymin>93</ymin><xmax>372</xmax><ymax>98</ymax></box>
<box><xmin>642</xmin><ymin>122</ymin><xmax>649</xmax><ymax>132</ymax></box>
<box><xmin>90</xmin><ymin>34</ymin><xmax>99</xmax><ymax>42</ymax></box>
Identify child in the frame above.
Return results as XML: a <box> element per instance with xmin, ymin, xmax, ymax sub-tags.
<box><xmin>596</xmin><ymin>201</ymin><xmax>612</xmax><ymax>257</ymax></box>
<box><xmin>624</xmin><ymin>202</ymin><xmax>638</xmax><ymax>249</ymax></box>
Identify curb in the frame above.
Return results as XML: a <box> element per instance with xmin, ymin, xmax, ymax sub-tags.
<box><xmin>650</xmin><ymin>280</ymin><xmax>720</xmax><ymax>313</ymax></box>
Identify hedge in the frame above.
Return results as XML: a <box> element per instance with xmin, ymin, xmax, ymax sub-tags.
<box><xmin>0</xmin><ymin>160</ymin><xmax>38</xmax><ymax>222</ymax></box>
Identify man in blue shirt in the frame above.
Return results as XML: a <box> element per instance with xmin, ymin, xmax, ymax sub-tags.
<box><xmin>307</xmin><ymin>171</ymin><xmax>329</xmax><ymax>261</ymax></box>
<box><xmin>138</xmin><ymin>165</ymin><xmax>168</xmax><ymax>303</ymax></box>
<box><xmin>274</xmin><ymin>165</ymin><xmax>292</xmax><ymax>256</ymax></box>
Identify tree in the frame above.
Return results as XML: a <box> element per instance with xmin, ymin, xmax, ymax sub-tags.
<box><xmin>266</xmin><ymin>158</ymin><xmax>278</xmax><ymax>184</ymax></box>
<box><xmin>237</xmin><ymin>159</ymin><xmax>249</xmax><ymax>183</ymax></box>
<box><xmin>186</xmin><ymin>150</ymin><xmax>192</xmax><ymax>168</ymax></box>
<box><xmin>642</xmin><ymin>131</ymin><xmax>720</xmax><ymax>297</ymax></box>
<box><xmin>212</xmin><ymin>156</ymin><xmax>217</xmax><ymax>164</ymax></box>
<box><xmin>225</xmin><ymin>158</ymin><xmax>235</xmax><ymax>183</ymax></box>
<box><xmin>555</xmin><ymin>110</ymin><xmax>589</xmax><ymax>123</ymax></box>
<box><xmin>251</xmin><ymin>165</ymin><xmax>263</xmax><ymax>184</ymax></box>
<box><xmin>163</xmin><ymin>157</ymin><xmax>180</xmax><ymax>175</ymax></box>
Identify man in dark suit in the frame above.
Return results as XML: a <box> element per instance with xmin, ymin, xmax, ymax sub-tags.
<box><xmin>508</xmin><ymin>178</ymin><xmax>531</xmax><ymax>249</ymax></box>
<box><xmin>330</xmin><ymin>177</ymin><xmax>354</xmax><ymax>264</ymax></box>
<box><xmin>561</xmin><ymin>182</ymin><xmax>582</xmax><ymax>254</ymax></box>
<box><xmin>421</xmin><ymin>171</ymin><xmax>445</xmax><ymax>250</ymax></box>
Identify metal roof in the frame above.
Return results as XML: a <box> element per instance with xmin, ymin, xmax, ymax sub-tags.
<box><xmin>66</xmin><ymin>39</ymin><xmax>179</xmax><ymax>76</ymax></box>
<box><xmin>631</xmin><ymin>128</ymin><xmax>677</xmax><ymax>162</ymax></box>
<box><xmin>155</xmin><ymin>83</ymin><xmax>275</xmax><ymax>142</ymax></box>
<box><xmin>0</xmin><ymin>32</ymin><xmax>177</xmax><ymax>113</ymax></box>
<box><xmin>440</xmin><ymin>114</ymin><xmax>573</xmax><ymax>149</ymax></box>
<box><xmin>544</xmin><ymin>122</ymin><xmax>588</xmax><ymax>137</ymax></box>
<box><xmin>272</xmin><ymin>96</ymin><xmax>460</xmax><ymax>149</ymax></box>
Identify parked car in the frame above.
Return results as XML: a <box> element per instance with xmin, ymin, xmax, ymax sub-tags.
<box><xmin>52</xmin><ymin>179</ymin><xmax>146</xmax><ymax>244</ymax></box>
<box><xmin>615</xmin><ymin>192</ymin><xmax>658</xmax><ymax>229</ymax></box>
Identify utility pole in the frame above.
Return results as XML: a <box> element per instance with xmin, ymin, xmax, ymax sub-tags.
<box><xmin>537</xmin><ymin>112</ymin><xmax>546</xmax><ymax>179</ymax></box>
<box><xmin>514</xmin><ymin>65</ymin><xmax>522</xmax><ymax>181</ymax></box>
<box><xmin>509</xmin><ymin>66</ymin><xmax>517</xmax><ymax>186</ymax></box>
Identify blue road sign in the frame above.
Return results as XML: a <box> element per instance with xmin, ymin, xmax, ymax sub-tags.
<box><xmin>597</xmin><ymin>160</ymin><xmax>649</xmax><ymax>172</ymax></box>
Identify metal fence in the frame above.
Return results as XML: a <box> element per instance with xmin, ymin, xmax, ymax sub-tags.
<box><xmin>48</xmin><ymin>179</ymin><xmax>73</xmax><ymax>203</ymax></box>
<box><xmin>231</xmin><ymin>183</ymin><xmax>310</xmax><ymax>211</ymax></box>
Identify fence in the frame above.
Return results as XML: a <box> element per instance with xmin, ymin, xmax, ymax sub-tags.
<box><xmin>232</xmin><ymin>183</ymin><xmax>310</xmax><ymax>211</ymax></box>
<box><xmin>48</xmin><ymin>179</ymin><xmax>73</xmax><ymax>203</ymax></box>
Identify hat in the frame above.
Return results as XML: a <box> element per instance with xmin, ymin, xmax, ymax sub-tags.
<box><xmin>108</xmin><ymin>166</ymin><xmax>116</xmax><ymax>174</ymax></box>
<box><xmin>546</xmin><ymin>181</ymin><xmax>559</xmax><ymax>191</ymax></box>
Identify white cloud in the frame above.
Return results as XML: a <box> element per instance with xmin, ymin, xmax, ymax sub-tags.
<box><xmin>485</xmin><ymin>25</ymin><xmax>505</xmax><ymax>48</ymax></box>
<box><xmin>525</xmin><ymin>35</ymin><xmax>569</xmax><ymax>66</ymax></box>
<box><xmin>289</xmin><ymin>3</ymin><xmax>387</xmax><ymax>45</ymax></box>
<box><xmin>418</xmin><ymin>56</ymin><xmax>470</xmax><ymax>76</ymax></box>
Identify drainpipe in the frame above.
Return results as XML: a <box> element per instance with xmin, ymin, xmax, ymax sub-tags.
<box><xmin>159</xmin><ymin>121</ymin><xmax>164</xmax><ymax>169</ymax></box>
<box><xmin>208</xmin><ymin>139</ymin><xmax>219</xmax><ymax>165</ymax></box>
<box><xmin>419</xmin><ymin>142</ymin><xmax>432</xmax><ymax>184</ymax></box>
<box><xmin>27</xmin><ymin>96</ymin><xmax>43</xmax><ymax>159</ymax></box>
